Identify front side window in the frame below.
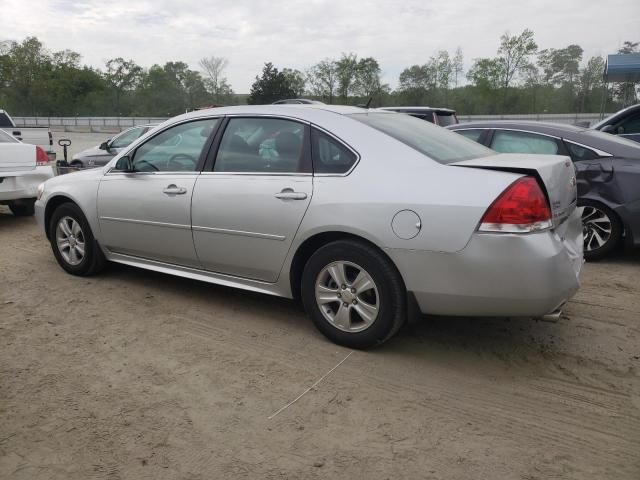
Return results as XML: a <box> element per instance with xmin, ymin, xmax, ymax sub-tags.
<box><xmin>214</xmin><ymin>117</ymin><xmax>308</xmax><ymax>173</ymax></box>
<box><xmin>491</xmin><ymin>130</ymin><xmax>559</xmax><ymax>155</ymax></box>
<box><xmin>616</xmin><ymin>113</ymin><xmax>640</xmax><ymax>134</ymax></box>
<box><xmin>350</xmin><ymin>112</ymin><xmax>493</xmax><ymax>164</ymax></box>
<box><xmin>311</xmin><ymin>128</ymin><xmax>357</xmax><ymax>174</ymax></box>
<box><xmin>130</xmin><ymin>118</ymin><xmax>218</xmax><ymax>172</ymax></box>
<box><xmin>110</xmin><ymin>127</ymin><xmax>145</xmax><ymax>149</ymax></box>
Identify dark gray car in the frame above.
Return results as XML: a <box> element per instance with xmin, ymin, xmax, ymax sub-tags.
<box><xmin>71</xmin><ymin>124</ymin><xmax>156</xmax><ymax>168</ymax></box>
<box><xmin>591</xmin><ymin>104</ymin><xmax>640</xmax><ymax>143</ymax></box>
<box><xmin>448</xmin><ymin>121</ymin><xmax>640</xmax><ymax>259</ymax></box>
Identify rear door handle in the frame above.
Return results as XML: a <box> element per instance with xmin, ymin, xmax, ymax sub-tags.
<box><xmin>275</xmin><ymin>188</ymin><xmax>307</xmax><ymax>200</ymax></box>
<box><xmin>163</xmin><ymin>184</ymin><xmax>187</xmax><ymax>195</ymax></box>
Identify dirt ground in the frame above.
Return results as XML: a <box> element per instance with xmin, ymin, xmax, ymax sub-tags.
<box><xmin>1</xmin><ymin>208</ymin><xmax>639</xmax><ymax>480</ymax></box>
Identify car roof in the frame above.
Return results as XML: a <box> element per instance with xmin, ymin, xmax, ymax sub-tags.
<box><xmin>380</xmin><ymin>106</ymin><xmax>456</xmax><ymax>114</ymax></box>
<box><xmin>448</xmin><ymin>120</ymin><xmax>640</xmax><ymax>158</ymax></box>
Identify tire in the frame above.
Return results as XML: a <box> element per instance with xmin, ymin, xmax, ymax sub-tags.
<box><xmin>301</xmin><ymin>239</ymin><xmax>406</xmax><ymax>349</ymax></box>
<box><xmin>49</xmin><ymin>202</ymin><xmax>106</xmax><ymax>276</ymax></box>
<box><xmin>580</xmin><ymin>200</ymin><xmax>622</xmax><ymax>261</ymax></box>
<box><xmin>9</xmin><ymin>199</ymin><xmax>35</xmax><ymax>217</ymax></box>
<box><xmin>70</xmin><ymin>161</ymin><xmax>83</xmax><ymax>169</ymax></box>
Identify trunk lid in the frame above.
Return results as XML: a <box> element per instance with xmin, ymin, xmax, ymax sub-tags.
<box><xmin>0</xmin><ymin>143</ymin><xmax>36</xmax><ymax>174</ymax></box>
<box><xmin>453</xmin><ymin>153</ymin><xmax>577</xmax><ymax>227</ymax></box>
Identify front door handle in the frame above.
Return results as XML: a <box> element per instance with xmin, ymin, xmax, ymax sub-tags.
<box><xmin>275</xmin><ymin>188</ymin><xmax>307</xmax><ymax>200</ymax></box>
<box><xmin>163</xmin><ymin>184</ymin><xmax>187</xmax><ymax>195</ymax></box>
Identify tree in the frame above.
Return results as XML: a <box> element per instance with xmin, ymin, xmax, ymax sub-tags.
<box><xmin>537</xmin><ymin>45</ymin><xmax>583</xmax><ymax>87</ymax></box>
<box><xmin>247</xmin><ymin>62</ymin><xmax>297</xmax><ymax>104</ymax></box>
<box><xmin>453</xmin><ymin>47</ymin><xmax>464</xmax><ymax>87</ymax></box>
<box><xmin>335</xmin><ymin>52</ymin><xmax>359</xmax><ymax>100</ymax></box>
<box><xmin>578</xmin><ymin>56</ymin><xmax>605</xmax><ymax>112</ymax></box>
<box><xmin>306</xmin><ymin>59</ymin><xmax>338</xmax><ymax>103</ymax></box>
<box><xmin>104</xmin><ymin>57</ymin><xmax>142</xmax><ymax>115</ymax></box>
<box><xmin>467</xmin><ymin>58</ymin><xmax>502</xmax><ymax>90</ymax></box>
<box><xmin>199</xmin><ymin>56</ymin><xmax>233</xmax><ymax>103</ymax></box>
<box><xmin>282</xmin><ymin>68</ymin><xmax>306</xmax><ymax>97</ymax></box>
<box><xmin>615</xmin><ymin>41</ymin><xmax>639</xmax><ymax>106</ymax></box>
<box><xmin>353</xmin><ymin>57</ymin><xmax>383</xmax><ymax>99</ymax></box>
<box><xmin>497</xmin><ymin>29</ymin><xmax>538</xmax><ymax>91</ymax></box>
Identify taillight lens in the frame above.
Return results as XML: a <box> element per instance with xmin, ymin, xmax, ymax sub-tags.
<box><xmin>479</xmin><ymin>176</ymin><xmax>552</xmax><ymax>233</ymax></box>
<box><xmin>36</xmin><ymin>146</ymin><xmax>49</xmax><ymax>166</ymax></box>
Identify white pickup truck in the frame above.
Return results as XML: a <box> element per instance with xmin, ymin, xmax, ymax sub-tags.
<box><xmin>0</xmin><ymin>128</ymin><xmax>54</xmax><ymax>216</ymax></box>
<box><xmin>0</xmin><ymin>109</ymin><xmax>56</xmax><ymax>162</ymax></box>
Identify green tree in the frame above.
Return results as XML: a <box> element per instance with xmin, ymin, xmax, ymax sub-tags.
<box><xmin>306</xmin><ymin>59</ymin><xmax>338</xmax><ymax>103</ymax></box>
<box><xmin>104</xmin><ymin>57</ymin><xmax>143</xmax><ymax>115</ymax></box>
<box><xmin>282</xmin><ymin>68</ymin><xmax>306</xmax><ymax>97</ymax></box>
<box><xmin>199</xmin><ymin>56</ymin><xmax>233</xmax><ymax>104</ymax></box>
<box><xmin>335</xmin><ymin>52</ymin><xmax>359</xmax><ymax>101</ymax></box>
<box><xmin>247</xmin><ymin>62</ymin><xmax>297</xmax><ymax>104</ymax></box>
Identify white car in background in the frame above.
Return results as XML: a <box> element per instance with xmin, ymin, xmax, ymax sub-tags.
<box><xmin>0</xmin><ymin>128</ymin><xmax>54</xmax><ymax>216</ymax></box>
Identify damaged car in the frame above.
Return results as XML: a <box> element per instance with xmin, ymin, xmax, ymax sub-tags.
<box><xmin>448</xmin><ymin>121</ymin><xmax>640</xmax><ymax>260</ymax></box>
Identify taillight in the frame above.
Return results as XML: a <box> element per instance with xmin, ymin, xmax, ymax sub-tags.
<box><xmin>36</xmin><ymin>146</ymin><xmax>49</xmax><ymax>166</ymax></box>
<box><xmin>48</xmin><ymin>131</ymin><xmax>53</xmax><ymax>146</ymax></box>
<box><xmin>479</xmin><ymin>176</ymin><xmax>552</xmax><ymax>233</ymax></box>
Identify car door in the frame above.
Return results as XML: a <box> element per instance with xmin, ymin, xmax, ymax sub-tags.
<box><xmin>97</xmin><ymin>118</ymin><xmax>220</xmax><ymax>267</ymax></box>
<box><xmin>191</xmin><ymin>116</ymin><xmax>313</xmax><ymax>282</ymax></box>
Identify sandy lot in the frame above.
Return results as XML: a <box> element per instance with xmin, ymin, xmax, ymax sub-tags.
<box><xmin>1</xmin><ymin>209</ymin><xmax>639</xmax><ymax>479</ymax></box>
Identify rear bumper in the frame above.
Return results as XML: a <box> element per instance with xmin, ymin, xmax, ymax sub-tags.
<box><xmin>0</xmin><ymin>165</ymin><xmax>54</xmax><ymax>203</ymax></box>
<box><xmin>388</xmin><ymin>209</ymin><xmax>583</xmax><ymax>318</ymax></box>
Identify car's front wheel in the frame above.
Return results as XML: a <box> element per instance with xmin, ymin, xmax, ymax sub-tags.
<box><xmin>301</xmin><ymin>240</ymin><xmax>406</xmax><ymax>349</ymax></box>
<box><xmin>580</xmin><ymin>200</ymin><xmax>622</xmax><ymax>261</ymax></box>
<box><xmin>49</xmin><ymin>203</ymin><xmax>106</xmax><ymax>276</ymax></box>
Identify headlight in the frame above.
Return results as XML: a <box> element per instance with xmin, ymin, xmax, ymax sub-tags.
<box><xmin>36</xmin><ymin>182</ymin><xmax>45</xmax><ymax>200</ymax></box>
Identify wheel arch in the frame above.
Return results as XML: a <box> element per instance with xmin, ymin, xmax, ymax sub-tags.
<box><xmin>288</xmin><ymin>230</ymin><xmax>406</xmax><ymax>300</ymax></box>
<box><xmin>44</xmin><ymin>195</ymin><xmax>80</xmax><ymax>240</ymax></box>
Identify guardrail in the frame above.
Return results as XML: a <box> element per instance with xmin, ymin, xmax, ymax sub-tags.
<box><xmin>13</xmin><ymin>112</ymin><xmax>607</xmax><ymax>131</ymax></box>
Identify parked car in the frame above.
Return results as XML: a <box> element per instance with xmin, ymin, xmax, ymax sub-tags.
<box><xmin>591</xmin><ymin>104</ymin><xmax>640</xmax><ymax>143</ymax></box>
<box><xmin>379</xmin><ymin>107</ymin><xmax>458</xmax><ymax>126</ymax></box>
<box><xmin>272</xmin><ymin>99</ymin><xmax>324</xmax><ymax>105</ymax></box>
<box><xmin>35</xmin><ymin>106</ymin><xmax>582</xmax><ymax>348</ymax></box>
<box><xmin>0</xmin><ymin>109</ymin><xmax>56</xmax><ymax>161</ymax></box>
<box><xmin>0</xmin><ymin>128</ymin><xmax>54</xmax><ymax>216</ymax></box>
<box><xmin>70</xmin><ymin>124</ymin><xmax>157</xmax><ymax>168</ymax></box>
<box><xmin>448</xmin><ymin>121</ymin><xmax>640</xmax><ymax>260</ymax></box>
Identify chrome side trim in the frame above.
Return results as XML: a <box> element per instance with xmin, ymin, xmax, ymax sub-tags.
<box><xmin>99</xmin><ymin>216</ymin><xmax>190</xmax><ymax>230</ymax></box>
<box><xmin>453</xmin><ymin>127</ymin><xmax>562</xmax><ymax>140</ymax></box>
<box><xmin>198</xmin><ymin>172</ymin><xmax>312</xmax><ymax>177</ymax></box>
<box><xmin>192</xmin><ymin>225</ymin><xmax>286</xmax><ymax>241</ymax></box>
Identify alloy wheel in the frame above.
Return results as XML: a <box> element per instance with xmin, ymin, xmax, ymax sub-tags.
<box><xmin>315</xmin><ymin>261</ymin><xmax>379</xmax><ymax>333</ymax></box>
<box><xmin>56</xmin><ymin>216</ymin><xmax>86</xmax><ymax>266</ymax></box>
<box><xmin>582</xmin><ymin>206</ymin><xmax>612</xmax><ymax>252</ymax></box>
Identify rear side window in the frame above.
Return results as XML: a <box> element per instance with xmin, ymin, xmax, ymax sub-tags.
<box><xmin>0</xmin><ymin>112</ymin><xmax>13</xmax><ymax>127</ymax></box>
<box><xmin>111</xmin><ymin>127</ymin><xmax>145</xmax><ymax>149</ymax></box>
<box><xmin>456</xmin><ymin>129</ymin><xmax>483</xmax><ymax>143</ymax></box>
<box><xmin>311</xmin><ymin>128</ymin><xmax>357</xmax><ymax>174</ymax></box>
<box><xmin>409</xmin><ymin>113</ymin><xmax>435</xmax><ymax>123</ymax></box>
<box><xmin>491</xmin><ymin>130</ymin><xmax>559</xmax><ymax>155</ymax></box>
<box><xmin>565</xmin><ymin>141</ymin><xmax>599</xmax><ymax>161</ymax></box>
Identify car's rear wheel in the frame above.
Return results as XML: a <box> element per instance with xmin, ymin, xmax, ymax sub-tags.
<box><xmin>580</xmin><ymin>200</ymin><xmax>622</xmax><ymax>260</ymax></box>
<box><xmin>301</xmin><ymin>240</ymin><xmax>406</xmax><ymax>349</ymax></box>
<box><xmin>9</xmin><ymin>199</ymin><xmax>35</xmax><ymax>217</ymax></box>
<box><xmin>49</xmin><ymin>203</ymin><xmax>105</xmax><ymax>276</ymax></box>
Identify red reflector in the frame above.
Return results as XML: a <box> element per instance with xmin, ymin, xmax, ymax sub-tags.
<box><xmin>36</xmin><ymin>146</ymin><xmax>49</xmax><ymax>165</ymax></box>
<box><xmin>479</xmin><ymin>176</ymin><xmax>552</xmax><ymax>232</ymax></box>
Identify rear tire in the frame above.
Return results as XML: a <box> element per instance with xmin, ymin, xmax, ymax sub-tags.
<box><xmin>580</xmin><ymin>200</ymin><xmax>622</xmax><ymax>261</ymax></box>
<box><xmin>9</xmin><ymin>199</ymin><xmax>35</xmax><ymax>217</ymax></box>
<box><xmin>301</xmin><ymin>240</ymin><xmax>406</xmax><ymax>349</ymax></box>
<box><xmin>49</xmin><ymin>203</ymin><xmax>106</xmax><ymax>276</ymax></box>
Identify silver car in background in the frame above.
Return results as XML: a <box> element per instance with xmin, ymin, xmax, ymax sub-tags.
<box><xmin>35</xmin><ymin>105</ymin><xmax>582</xmax><ymax>348</ymax></box>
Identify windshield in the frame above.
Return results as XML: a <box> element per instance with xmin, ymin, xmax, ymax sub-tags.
<box><xmin>349</xmin><ymin>112</ymin><xmax>493</xmax><ymax>164</ymax></box>
<box><xmin>583</xmin><ymin>129</ymin><xmax>640</xmax><ymax>151</ymax></box>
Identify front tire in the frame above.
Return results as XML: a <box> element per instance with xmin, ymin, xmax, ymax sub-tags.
<box><xmin>301</xmin><ymin>240</ymin><xmax>406</xmax><ymax>349</ymax></box>
<box><xmin>580</xmin><ymin>200</ymin><xmax>622</xmax><ymax>261</ymax></box>
<box><xmin>49</xmin><ymin>203</ymin><xmax>106</xmax><ymax>276</ymax></box>
<box><xmin>9</xmin><ymin>199</ymin><xmax>35</xmax><ymax>216</ymax></box>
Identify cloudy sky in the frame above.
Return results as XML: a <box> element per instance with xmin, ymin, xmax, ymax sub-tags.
<box><xmin>2</xmin><ymin>0</ymin><xmax>639</xmax><ymax>92</ymax></box>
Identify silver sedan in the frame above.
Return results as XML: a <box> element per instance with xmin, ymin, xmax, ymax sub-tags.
<box><xmin>35</xmin><ymin>105</ymin><xmax>583</xmax><ymax>348</ymax></box>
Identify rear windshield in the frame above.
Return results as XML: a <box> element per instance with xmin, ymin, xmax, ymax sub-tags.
<box><xmin>0</xmin><ymin>112</ymin><xmax>13</xmax><ymax>128</ymax></box>
<box><xmin>349</xmin><ymin>112</ymin><xmax>493</xmax><ymax>164</ymax></box>
<box><xmin>436</xmin><ymin>112</ymin><xmax>458</xmax><ymax>126</ymax></box>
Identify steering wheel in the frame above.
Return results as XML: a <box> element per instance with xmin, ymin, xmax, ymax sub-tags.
<box><xmin>168</xmin><ymin>154</ymin><xmax>197</xmax><ymax>171</ymax></box>
<box><xmin>134</xmin><ymin>159</ymin><xmax>159</xmax><ymax>171</ymax></box>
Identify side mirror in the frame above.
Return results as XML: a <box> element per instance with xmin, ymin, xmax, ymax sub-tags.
<box><xmin>99</xmin><ymin>141</ymin><xmax>110</xmax><ymax>151</ymax></box>
<box><xmin>600</xmin><ymin>125</ymin><xmax>615</xmax><ymax>134</ymax></box>
<box><xmin>114</xmin><ymin>156</ymin><xmax>133</xmax><ymax>172</ymax></box>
